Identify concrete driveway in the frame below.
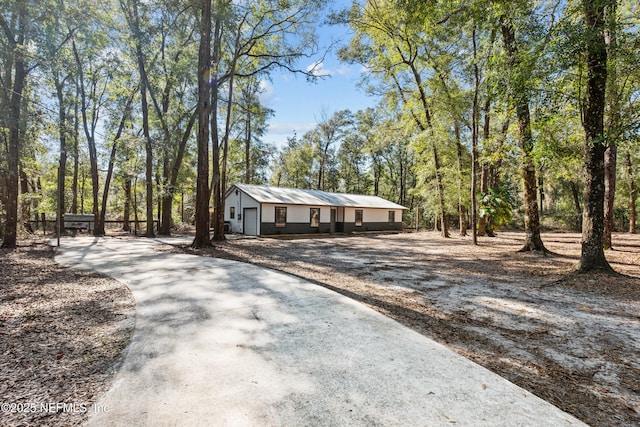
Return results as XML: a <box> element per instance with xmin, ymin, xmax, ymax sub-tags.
<box><xmin>55</xmin><ymin>236</ymin><xmax>586</xmax><ymax>427</ymax></box>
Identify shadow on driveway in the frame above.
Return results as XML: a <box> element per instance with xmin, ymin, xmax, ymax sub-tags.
<box><xmin>55</xmin><ymin>236</ymin><xmax>586</xmax><ymax>427</ymax></box>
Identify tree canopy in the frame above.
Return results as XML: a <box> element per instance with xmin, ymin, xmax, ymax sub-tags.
<box><xmin>1</xmin><ymin>0</ymin><xmax>638</xmax><ymax>273</ymax></box>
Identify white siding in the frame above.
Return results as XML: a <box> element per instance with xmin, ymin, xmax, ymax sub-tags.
<box><xmin>364</xmin><ymin>208</ymin><xmax>391</xmax><ymax>223</ymax></box>
<box><xmin>226</xmin><ymin>185</ymin><xmax>404</xmax><ymax>235</ymax></box>
<box><xmin>392</xmin><ymin>209</ymin><xmax>403</xmax><ymax>223</ymax></box>
<box><xmin>225</xmin><ymin>189</ymin><xmax>260</xmax><ymax>234</ymax></box>
<box><xmin>286</xmin><ymin>205</ymin><xmax>309</xmax><ymax>223</ymax></box>
<box><xmin>344</xmin><ymin>207</ymin><xmax>356</xmax><ymax>222</ymax></box>
<box><xmin>262</xmin><ymin>203</ymin><xmax>275</xmax><ymax>222</ymax></box>
<box><xmin>320</xmin><ymin>207</ymin><xmax>331</xmax><ymax>222</ymax></box>
<box><xmin>345</xmin><ymin>207</ymin><xmax>403</xmax><ymax>223</ymax></box>
<box><xmin>263</xmin><ymin>204</ymin><xmax>327</xmax><ymax>223</ymax></box>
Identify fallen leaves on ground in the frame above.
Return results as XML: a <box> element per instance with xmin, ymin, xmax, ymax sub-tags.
<box><xmin>0</xmin><ymin>237</ymin><xmax>135</xmax><ymax>427</ymax></box>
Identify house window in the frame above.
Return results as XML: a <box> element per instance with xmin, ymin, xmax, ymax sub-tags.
<box><xmin>310</xmin><ymin>208</ymin><xmax>320</xmax><ymax>227</ymax></box>
<box><xmin>230</xmin><ymin>207</ymin><xmax>235</xmax><ymax>219</ymax></box>
<box><xmin>388</xmin><ymin>210</ymin><xmax>395</xmax><ymax>224</ymax></box>
<box><xmin>275</xmin><ymin>206</ymin><xmax>287</xmax><ymax>227</ymax></box>
<box><xmin>355</xmin><ymin>209</ymin><xmax>363</xmax><ymax>227</ymax></box>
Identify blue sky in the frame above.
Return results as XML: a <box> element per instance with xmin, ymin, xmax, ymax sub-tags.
<box><xmin>258</xmin><ymin>3</ymin><xmax>379</xmax><ymax>148</ymax></box>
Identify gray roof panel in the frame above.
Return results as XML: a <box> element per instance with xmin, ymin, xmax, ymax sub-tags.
<box><xmin>231</xmin><ymin>184</ymin><xmax>407</xmax><ymax>209</ymax></box>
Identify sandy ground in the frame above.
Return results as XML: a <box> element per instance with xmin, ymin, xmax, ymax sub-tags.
<box><xmin>2</xmin><ymin>231</ymin><xmax>638</xmax><ymax>426</ymax></box>
<box><xmin>176</xmin><ymin>231</ymin><xmax>640</xmax><ymax>427</ymax></box>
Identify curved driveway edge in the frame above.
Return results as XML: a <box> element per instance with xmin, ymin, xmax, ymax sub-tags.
<box><xmin>55</xmin><ymin>236</ymin><xmax>586</xmax><ymax>427</ymax></box>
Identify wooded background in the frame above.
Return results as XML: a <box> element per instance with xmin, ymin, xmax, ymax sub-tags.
<box><xmin>1</xmin><ymin>0</ymin><xmax>638</xmax><ymax>271</ymax></box>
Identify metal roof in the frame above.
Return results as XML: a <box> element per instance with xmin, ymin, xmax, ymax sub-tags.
<box><xmin>229</xmin><ymin>184</ymin><xmax>408</xmax><ymax>210</ymax></box>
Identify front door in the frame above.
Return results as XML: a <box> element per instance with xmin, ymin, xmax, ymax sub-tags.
<box><xmin>330</xmin><ymin>208</ymin><xmax>336</xmax><ymax>234</ymax></box>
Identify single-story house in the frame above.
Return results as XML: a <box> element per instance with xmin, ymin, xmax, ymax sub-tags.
<box><xmin>224</xmin><ymin>184</ymin><xmax>407</xmax><ymax>236</ymax></box>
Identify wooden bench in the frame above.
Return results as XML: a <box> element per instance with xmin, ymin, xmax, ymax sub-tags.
<box><xmin>63</xmin><ymin>214</ymin><xmax>95</xmax><ymax>232</ymax></box>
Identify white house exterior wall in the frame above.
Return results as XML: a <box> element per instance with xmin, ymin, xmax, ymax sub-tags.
<box><xmin>340</xmin><ymin>207</ymin><xmax>403</xmax><ymax>234</ymax></box>
<box><xmin>261</xmin><ymin>203</ymin><xmax>275</xmax><ymax>222</ymax></box>
<box><xmin>224</xmin><ymin>184</ymin><xmax>406</xmax><ymax>236</ymax></box>
<box><xmin>344</xmin><ymin>207</ymin><xmax>396</xmax><ymax>223</ymax></box>
<box><xmin>320</xmin><ymin>207</ymin><xmax>330</xmax><ymax>222</ymax></box>
<box><xmin>225</xmin><ymin>190</ymin><xmax>260</xmax><ymax>235</ymax></box>
<box><xmin>262</xmin><ymin>204</ymin><xmax>329</xmax><ymax>223</ymax></box>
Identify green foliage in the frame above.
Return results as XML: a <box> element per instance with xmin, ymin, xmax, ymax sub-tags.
<box><xmin>479</xmin><ymin>187</ymin><xmax>515</xmax><ymax>234</ymax></box>
<box><xmin>271</xmin><ymin>135</ymin><xmax>317</xmax><ymax>189</ymax></box>
<box><xmin>3</xmin><ymin>0</ymin><xmax>640</xmax><ymax>241</ymax></box>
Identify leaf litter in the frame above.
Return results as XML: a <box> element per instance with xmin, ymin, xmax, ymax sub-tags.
<box><xmin>0</xmin><ymin>237</ymin><xmax>135</xmax><ymax>426</ymax></box>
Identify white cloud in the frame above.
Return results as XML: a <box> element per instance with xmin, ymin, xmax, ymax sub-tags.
<box><xmin>306</xmin><ymin>60</ymin><xmax>332</xmax><ymax>77</ymax></box>
<box><xmin>257</xmin><ymin>79</ymin><xmax>273</xmax><ymax>105</ymax></box>
<box><xmin>336</xmin><ymin>65</ymin><xmax>352</xmax><ymax>76</ymax></box>
<box><xmin>267</xmin><ymin>122</ymin><xmax>316</xmax><ymax>135</ymax></box>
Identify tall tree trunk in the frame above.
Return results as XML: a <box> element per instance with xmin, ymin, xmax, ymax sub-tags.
<box><xmin>123</xmin><ymin>176</ymin><xmax>131</xmax><ymax>232</ymax></box>
<box><xmin>477</xmin><ymin>165</ymin><xmax>488</xmax><ymax>237</ymax></box>
<box><xmin>209</xmin><ymin>11</ymin><xmax>223</xmax><ymax>242</ymax></box>
<box><xmin>489</xmin><ymin>116</ymin><xmax>510</xmax><ymax>189</ymax></box>
<box><xmin>35</xmin><ymin>178</ymin><xmax>43</xmax><ymax>232</ymax></box>
<box><xmin>129</xmin><ymin>0</ymin><xmax>155</xmax><ymax>238</ymax></box>
<box><xmin>432</xmin><ymin>143</ymin><xmax>449</xmax><ymax>238</ymax></box>
<box><xmin>603</xmin><ymin>145</ymin><xmax>617</xmax><ymax>248</ymax></box>
<box><xmin>160</xmin><ymin>111</ymin><xmax>196</xmax><ymax>234</ymax></box>
<box><xmin>192</xmin><ymin>0</ymin><xmax>213</xmax><ymax>248</ymax></box>
<box><xmin>538</xmin><ymin>174</ymin><xmax>545</xmax><ymax>217</ymax></box>
<box><xmin>214</xmin><ymin>20</ymin><xmax>243</xmax><ymax>242</ymax></box>
<box><xmin>19</xmin><ymin>170</ymin><xmax>32</xmax><ymax>233</ymax></box>
<box><xmin>391</xmin><ymin>61</ymin><xmax>447</xmax><ymax>236</ymax></box>
<box><xmin>399</xmin><ymin>149</ymin><xmax>406</xmax><ymax>206</ymax></box>
<box><xmin>95</xmin><ymin>144</ymin><xmax>116</xmax><ymax>236</ymax></box>
<box><xmin>455</xmin><ymin>121</ymin><xmax>467</xmax><ymax>237</ymax></box>
<box><xmin>97</xmin><ymin>96</ymin><xmax>132</xmax><ymax>236</ymax></box>
<box><xmin>159</xmin><ymin>151</ymin><xmax>171</xmax><ymax>235</ymax></box>
<box><xmin>570</xmin><ymin>181</ymin><xmax>582</xmax><ymax>230</ymax></box>
<box><xmin>133</xmin><ymin>177</ymin><xmax>139</xmax><ymax>235</ymax></box>
<box><xmin>55</xmin><ymin>75</ymin><xmax>67</xmax><ymax>232</ymax></box>
<box><xmin>245</xmin><ymin>112</ymin><xmax>251</xmax><ymax>183</ymax></box>
<box><xmin>1</xmin><ymin>4</ymin><xmax>28</xmax><ymax>249</ymax></box>
<box><xmin>149</xmin><ymin>22</ymin><xmax>188</xmax><ymax>236</ymax></box>
<box><xmin>626</xmin><ymin>151</ymin><xmax>636</xmax><ymax>234</ymax></box>
<box><xmin>470</xmin><ymin>27</ymin><xmax>480</xmax><ymax>243</ymax></box>
<box><xmin>477</xmin><ymin>101</ymin><xmax>491</xmax><ymax>238</ymax></box>
<box><xmin>72</xmin><ymin>40</ymin><xmax>101</xmax><ymax>238</ymax></box>
<box><xmin>603</xmin><ymin>0</ymin><xmax>619</xmax><ymax>249</ymax></box>
<box><xmin>577</xmin><ymin>0</ymin><xmax>613</xmax><ymax>272</ymax></box>
<box><xmin>244</xmin><ymin>89</ymin><xmax>252</xmax><ymax>184</ymax></box>
<box><xmin>157</xmin><ymin>182</ymin><xmax>161</xmax><ymax>228</ymax></box>
<box><xmin>80</xmin><ymin>164</ymin><xmax>86</xmax><ymax>214</ymax></box>
<box><xmin>373</xmin><ymin>156</ymin><xmax>381</xmax><ymax>196</ymax></box>
<box><xmin>501</xmin><ymin>22</ymin><xmax>546</xmax><ymax>253</ymax></box>
<box><xmin>71</xmin><ymin>97</ymin><xmax>79</xmax><ymax>213</ymax></box>
<box><xmin>317</xmin><ymin>142</ymin><xmax>328</xmax><ymax>191</ymax></box>
<box><xmin>407</xmin><ymin>63</ymin><xmax>448</xmax><ymax>237</ymax></box>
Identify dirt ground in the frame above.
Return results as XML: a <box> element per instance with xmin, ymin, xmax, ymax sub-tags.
<box><xmin>0</xmin><ymin>238</ymin><xmax>135</xmax><ymax>427</ymax></box>
<box><xmin>178</xmin><ymin>231</ymin><xmax>640</xmax><ymax>427</ymax></box>
<box><xmin>2</xmin><ymin>232</ymin><xmax>638</xmax><ymax>427</ymax></box>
